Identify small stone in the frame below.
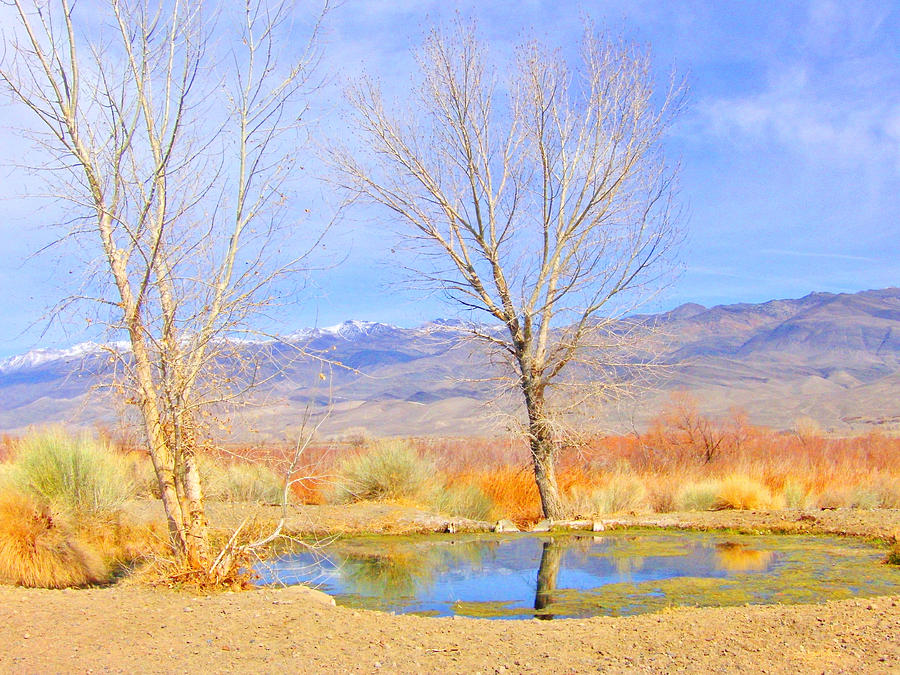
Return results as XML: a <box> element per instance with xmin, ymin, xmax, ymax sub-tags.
<box><xmin>592</xmin><ymin>520</ymin><xmax>605</xmax><ymax>532</ymax></box>
<box><xmin>531</xmin><ymin>519</ymin><xmax>551</xmax><ymax>532</ymax></box>
<box><xmin>494</xmin><ymin>519</ymin><xmax>520</xmax><ymax>533</ymax></box>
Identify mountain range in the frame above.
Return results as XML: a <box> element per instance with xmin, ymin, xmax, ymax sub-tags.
<box><xmin>1</xmin><ymin>288</ymin><xmax>899</xmax><ymax>440</ymax></box>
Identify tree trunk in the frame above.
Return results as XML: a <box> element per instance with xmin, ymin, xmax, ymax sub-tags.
<box><xmin>130</xmin><ymin>335</ymin><xmax>208</xmax><ymax>567</ymax></box>
<box><xmin>531</xmin><ymin>434</ymin><xmax>567</xmax><ymax>520</ymax></box>
<box><xmin>523</xmin><ymin>384</ymin><xmax>567</xmax><ymax>520</ymax></box>
<box><xmin>180</xmin><ymin>448</ymin><xmax>209</xmax><ymax>567</ymax></box>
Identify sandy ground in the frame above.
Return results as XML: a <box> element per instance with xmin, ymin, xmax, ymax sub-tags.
<box><xmin>1</xmin><ymin>506</ymin><xmax>899</xmax><ymax>674</ymax></box>
<box><xmin>1</xmin><ymin>586</ymin><xmax>897</xmax><ymax>674</ymax></box>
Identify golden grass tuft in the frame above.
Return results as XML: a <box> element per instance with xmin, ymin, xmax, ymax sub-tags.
<box><xmin>713</xmin><ymin>475</ymin><xmax>784</xmax><ymax>511</ymax></box>
<box><xmin>0</xmin><ymin>491</ymin><xmax>107</xmax><ymax>588</ymax></box>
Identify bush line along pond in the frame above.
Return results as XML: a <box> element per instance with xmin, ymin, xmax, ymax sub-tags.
<box><xmin>256</xmin><ymin>530</ymin><xmax>900</xmax><ymax>620</ymax></box>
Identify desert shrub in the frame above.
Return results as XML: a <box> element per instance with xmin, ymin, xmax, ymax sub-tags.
<box><xmin>0</xmin><ymin>490</ymin><xmax>107</xmax><ymax>588</ymax></box>
<box><xmin>196</xmin><ymin>456</ymin><xmax>285</xmax><ymax>503</ymax></box>
<box><xmin>331</xmin><ymin>440</ymin><xmax>436</xmax><ymax>503</ymax></box>
<box><xmin>868</xmin><ymin>474</ymin><xmax>900</xmax><ymax>509</ymax></box>
<box><xmin>713</xmin><ymin>475</ymin><xmax>783</xmax><ymax>510</ymax></box>
<box><xmin>568</xmin><ymin>472</ymin><xmax>648</xmax><ymax>515</ymax></box>
<box><xmin>12</xmin><ymin>429</ymin><xmax>134</xmax><ymax>515</ymax></box>
<box><xmin>886</xmin><ymin>543</ymin><xmax>900</xmax><ymax>566</ymax></box>
<box><xmin>121</xmin><ymin>452</ymin><xmax>161</xmax><ymax>498</ymax></box>
<box><xmin>429</xmin><ymin>483</ymin><xmax>495</xmax><ymax>521</ymax></box>
<box><xmin>815</xmin><ymin>487</ymin><xmax>851</xmax><ymax>509</ymax></box>
<box><xmin>677</xmin><ymin>480</ymin><xmax>721</xmax><ymax>511</ymax></box>
<box><xmin>222</xmin><ymin>463</ymin><xmax>284</xmax><ymax>503</ymax></box>
<box><xmin>781</xmin><ymin>481</ymin><xmax>810</xmax><ymax>509</ymax></box>
<box><xmin>850</xmin><ymin>488</ymin><xmax>881</xmax><ymax>510</ymax></box>
<box><xmin>197</xmin><ymin>455</ymin><xmax>229</xmax><ymax>500</ymax></box>
<box><xmin>644</xmin><ymin>476</ymin><xmax>679</xmax><ymax>512</ymax></box>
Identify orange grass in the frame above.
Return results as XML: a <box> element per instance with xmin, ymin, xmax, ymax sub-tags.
<box><xmin>196</xmin><ymin>422</ymin><xmax>900</xmax><ymax>523</ymax></box>
<box><xmin>72</xmin><ymin>409</ymin><xmax>900</xmax><ymax>524</ymax></box>
<box><xmin>0</xmin><ymin>491</ymin><xmax>107</xmax><ymax>588</ymax></box>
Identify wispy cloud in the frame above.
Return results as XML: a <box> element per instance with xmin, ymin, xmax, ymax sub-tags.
<box><xmin>760</xmin><ymin>249</ymin><xmax>875</xmax><ymax>262</ymax></box>
<box><xmin>698</xmin><ymin>2</ymin><xmax>900</xmax><ymax>172</ymax></box>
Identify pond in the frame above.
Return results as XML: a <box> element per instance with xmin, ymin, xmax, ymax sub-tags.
<box><xmin>257</xmin><ymin>530</ymin><xmax>900</xmax><ymax>619</ymax></box>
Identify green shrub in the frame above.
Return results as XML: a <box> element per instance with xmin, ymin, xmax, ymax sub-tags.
<box><xmin>331</xmin><ymin>440</ymin><xmax>436</xmax><ymax>503</ymax></box>
<box><xmin>677</xmin><ymin>480</ymin><xmax>720</xmax><ymax>511</ymax></box>
<box><xmin>569</xmin><ymin>473</ymin><xmax>649</xmax><ymax>515</ymax></box>
<box><xmin>781</xmin><ymin>481</ymin><xmax>810</xmax><ymax>509</ymax></box>
<box><xmin>12</xmin><ymin>429</ymin><xmax>133</xmax><ymax>515</ymax></box>
<box><xmin>886</xmin><ymin>543</ymin><xmax>900</xmax><ymax>566</ymax></box>
<box><xmin>223</xmin><ymin>463</ymin><xmax>284</xmax><ymax>503</ymax></box>
<box><xmin>429</xmin><ymin>483</ymin><xmax>495</xmax><ymax>521</ymax></box>
<box><xmin>197</xmin><ymin>456</ymin><xmax>284</xmax><ymax>503</ymax></box>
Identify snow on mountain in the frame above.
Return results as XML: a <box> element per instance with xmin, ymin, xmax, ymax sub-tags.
<box><xmin>0</xmin><ymin>322</ymin><xmax>403</xmax><ymax>374</ymax></box>
<box><xmin>0</xmin><ymin>342</ymin><xmax>110</xmax><ymax>374</ymax></box>
<box><xmin>283</xmin><ymin>320</ymin><xmax>400</xmax><ymax>342</ymax></box>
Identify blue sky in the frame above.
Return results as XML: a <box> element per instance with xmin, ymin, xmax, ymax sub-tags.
<box><xmin>1</xmin><ymin>0</ymin><xmax>898</xmax><ymax>358</ymax></box>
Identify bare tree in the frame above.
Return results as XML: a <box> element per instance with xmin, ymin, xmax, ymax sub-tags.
<box><xmin>334</xmin><ymin>21</ymin><xmax>684</xmax><ymax>519</ymax></box>
<box><xmin>0</xmin><ymin>0</ymin><xmax>331</xmax><ymax>570</ymax></box>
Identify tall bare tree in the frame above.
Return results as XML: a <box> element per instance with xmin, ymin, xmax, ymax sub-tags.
<box><xmin>0</xmin><ymin>0</ymin><xmax>331</xmax><ymax>569</ymax></box>
<box><xmin>335</xmin><ymin>21</ymin><xmax>684</xmax><ymax>519</ymax></box>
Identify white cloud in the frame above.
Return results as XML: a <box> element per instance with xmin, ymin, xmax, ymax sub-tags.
<box><xmin>697</xmin><ymin>2</ymin><xmax>900</xmax><ymax>173</ymax></box>
<box><xmin>701</xmin><ymin>66</ymin><xmax>900</xmax><ymax>171</ymax></box>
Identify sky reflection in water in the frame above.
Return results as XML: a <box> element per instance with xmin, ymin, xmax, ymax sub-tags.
<box><xmin>257</xmin><ymin>531</ymin><xmax>900</xmax><ymax>619</ymax></box>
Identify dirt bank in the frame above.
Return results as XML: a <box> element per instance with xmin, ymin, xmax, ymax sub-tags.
<box><xmin>1</xmin><ymin>585</ymin><xmax>897</xmax><ymax>674</ymax></box>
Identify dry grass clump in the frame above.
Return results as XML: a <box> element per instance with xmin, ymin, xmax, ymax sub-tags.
<box><xmin>674</xmin><ymin>476</ymin><xmax>782</xmax><ymax>511</ymax></box>
<box><xmin>886</xmin><ymin>542</ymin><xmax>900</xmax><ymax>566</ymax></box>
<box><xmin>331</xmin><ymin>440</ymin><xmax>437</xmax><ymax>504</ymax></box>
<box><xmin>0</xmin><ymin>491</ymin><xmax>106</xmax><ymax>588</ymax></box>
<box><xmin>712</xmin><ymin>475</ymin><xmax>783</xmax><ymax>510</ymax></box>
<box><xmin>0</xmin><ymin>430</ymin><xmax>164</xmax><ymax>588</ymax></box>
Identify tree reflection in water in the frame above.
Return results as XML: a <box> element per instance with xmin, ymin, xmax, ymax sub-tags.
<box><xmin>534</xmin><ymin>539</ymin><xmax>567</xmax><ymax>620</ymax></box>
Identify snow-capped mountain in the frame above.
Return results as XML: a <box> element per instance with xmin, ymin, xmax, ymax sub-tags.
<box><xmin>2</xmin><ymin>289</ymin><xmax>900</xmax><ymax>438</ymax></box>
<box><xmin>0</xmin><ymin>342</ymin><xmax>111</xmax><ymax>374</ymax></box>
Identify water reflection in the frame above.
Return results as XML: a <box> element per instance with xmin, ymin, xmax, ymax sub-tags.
<box><xmin>715</xmin><ymin>542</ymin><xmax>775</xmax><ymax>572</ymax></box>
<box><xmin>258</xmin><ymin>531</ymin><xmax>900</xmax><ymax>620</ymax></box>
<box><xmin>534</xmin><ymin>541</ymin><xmax>565</xmax><ymax>619</ymax></box>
